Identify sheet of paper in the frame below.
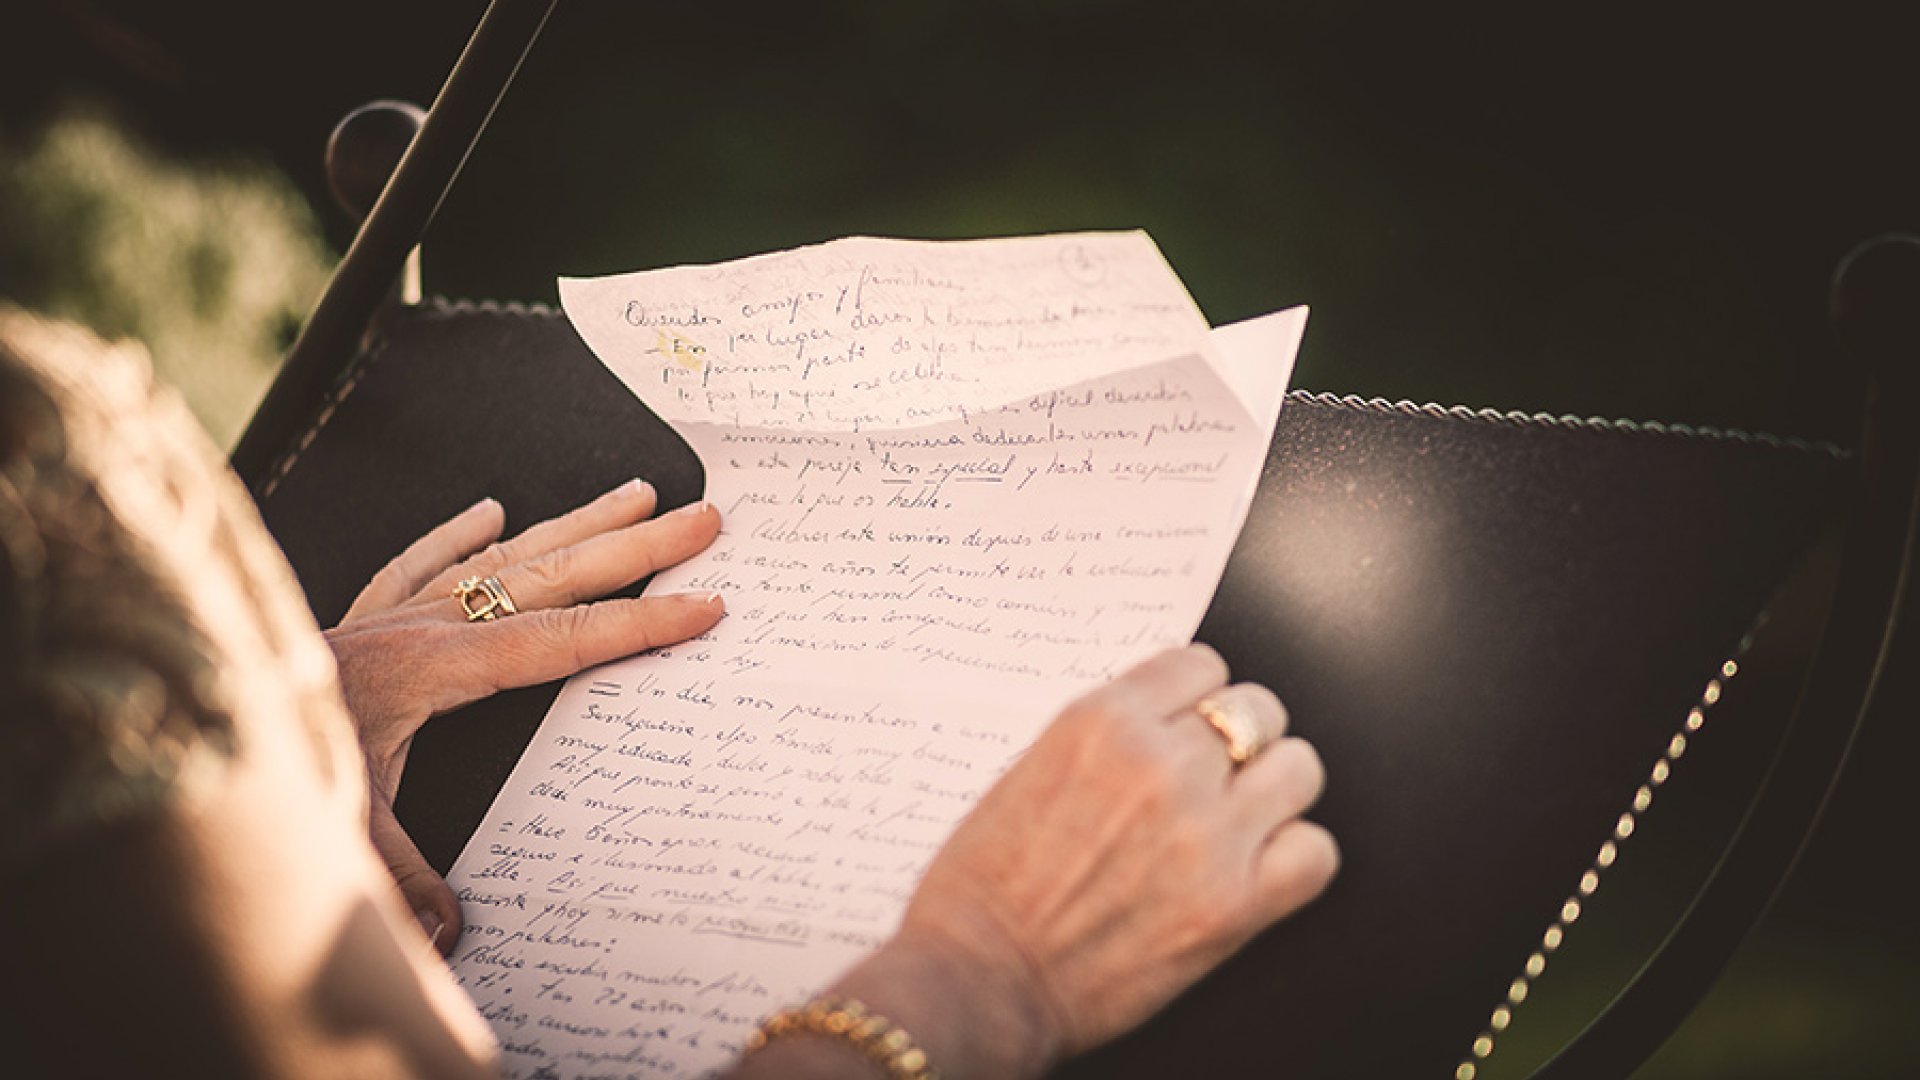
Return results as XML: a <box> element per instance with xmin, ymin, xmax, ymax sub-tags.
<box><xmin>1208</xmin><ymin>307</ymin><xmax>1307</xmax><ymax>440</ymax></box>
<box><xmin>561</xmin><ymin>233</ymin><xmax>1219</xmax><ymax>431</ymax></box>
<box><xmin>448</xmin><ymin>236</ymin><xmax>1303</xmax><ymax>1079</ymax></box>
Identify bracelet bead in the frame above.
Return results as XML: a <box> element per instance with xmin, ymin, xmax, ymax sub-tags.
<box><xmin>745</xmin><ymin>997</ymin><xmax>940</xmax><ymax>1079</ymax></box>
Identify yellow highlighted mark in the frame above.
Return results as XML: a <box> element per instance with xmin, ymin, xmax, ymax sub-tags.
<box><xmin>656</xmin><ymin>329</ymin><xmax>708</xmax><ymax>370</ymax></box>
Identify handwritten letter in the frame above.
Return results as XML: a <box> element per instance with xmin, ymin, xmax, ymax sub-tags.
<box><xmin>448</xmin><ymin>235</ymin><xmax>1305</xmax><ymax>1078</ymax></box>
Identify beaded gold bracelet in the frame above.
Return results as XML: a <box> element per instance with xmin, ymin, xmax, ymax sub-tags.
<box><xmin>744</xmin><ymin>997</ymin><xmax>940</xmax><ymax>1079</ymax></box>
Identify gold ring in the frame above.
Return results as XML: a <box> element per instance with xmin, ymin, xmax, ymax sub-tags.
<box><xmin>1195</xmin><ymin>695</ymin><xmax>1277</xmax><ymax>767</ymax></box>
<box><xmin>454</xmin><ymin>575</ymin><xmax>519</xmax><ymax>622</ymax></box>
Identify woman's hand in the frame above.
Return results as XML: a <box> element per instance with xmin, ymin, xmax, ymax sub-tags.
<box><xmin>325</xmin><ymin>479</ymin><xmax>724</xmax><ymax>951</ymax></box>
<box><xmin>738</xmin><ymin>645</ymin><xmax>1337</xmax><ymax>1080</ymax></box>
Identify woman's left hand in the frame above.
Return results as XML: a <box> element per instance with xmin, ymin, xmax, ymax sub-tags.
<box><xmin>324</xmin><ymin>479</ymin><xmax>724</xmax><ymax>952</ymax></box>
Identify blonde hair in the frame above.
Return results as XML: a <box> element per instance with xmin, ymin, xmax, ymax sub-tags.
<box><xmin>0</xmin><ymin>308</ymin><xmax>359</xmax><ymax>866</ymax></box>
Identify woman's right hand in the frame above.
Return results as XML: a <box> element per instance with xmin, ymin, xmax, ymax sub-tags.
<box><xmin>750</xmin><ymin>645</ymin><xmax>1338</xmax><ymax>1080</ymax></box>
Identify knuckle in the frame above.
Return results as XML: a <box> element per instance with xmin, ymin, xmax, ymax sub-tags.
<box><xmin>1185</xmin><ymin>643</ymin><xmax>1230</xmax><ymax>684</ymax></box>
<box><xmin>1274</xmin><ymin>738</ymin><xmax>1326</xmax><ymax>801</ymax></box>
<box><xmin>1293</xmin><ymin>821</ymin><xmax>1341</xmax><ymax>883</ymax></box>
<box><xmin>372</xmin><ymin>557</ymin><xmax>410</xmax><ymax>588</ymax></box>
<box><xmin>627</xmin><ymin>524</ymin><xmax>670</xmax><ymax>571</ymax></box>
<box><xmin>491</xmin><ymin>614</ymin><xmax>563</xmax><ymax>677</ymax></box>
<box><xmin>1241</xmin><ymin>681</ymin><xmax>1285</xmax><ymax>718</ymax></box>
<box><xmin>1031</xmin><ymin>702</ymin><xmax>1113</xmax><ymax>768</ymax></box>
<box><xmin>479</xmin><ymin>539</ymin><xmax>520</xmax><ymax>568</ymax></box>
<box><xmin>1164</xmin><ymin>817</ymin><xmax>1217</xmax><ymax>871</ymax></box>
<box><xmin>383</xmin><ymin>852</ymin><xmax>433</xmax><ymax>889</ymax></box>
<box><xmin>1056</xmin><ymin>700</ymin><xmax>1115</xmax><ymax>740</ymax></box>
<box><xmin>609</xmin><ymin>602</ymin><xmax>661</xmax><ymax>654</ymax></box>
<box><xmin>541</xmin><ymin>606</ymin><xmax>598</xmax><ymax>671</ymax></box>
<box><xmin>1126</xmin><ymin>755</ymin><xmax>1183</xmax><ymax>815</ymax></box>
<box><xmin>396</xmin><ymin>625</ymin><xmax>459</xmax><ymax>688</ymax></box>
<box><xmin>1110</xmin><ymin>714</ymin><xmax>1167</xmax><ymax>767</ymax></box>
<box><xmin>522</xmin><ymin>546</ymin><xmax>576</xmax><ymax>599</ymax></box>
<box><xmin>1254</xmin><ymin>822</ymin><xmax>1341</xmax><ymax>920</ymax></box>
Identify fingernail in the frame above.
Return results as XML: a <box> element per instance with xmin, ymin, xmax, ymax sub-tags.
<box><xmin>415</xmin><ymin>907</ymin><xmax>445</xmax><ymax>949</ymax></box>
<box><xmin>677</xmin><ymin>590</ymin><xmax>724</xmax><ymax>607</ymax></box>
<box><xmin>470</xmin><ymin>496</ymin><xmax>500</xmax><ymax>513</ymax></box>
<box><xmin>669</xmin><ymin>500</ymin><xmax>713</xmax><ymax>518</ymax></box>
<box><xmin>623</xmin><ymin>478</ymin><xmax>653</xmax><ymax>497</ymax></box>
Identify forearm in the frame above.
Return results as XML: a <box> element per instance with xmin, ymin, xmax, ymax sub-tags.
<box><xmin>723</xmin><ymin>933</ymin><xmax>1059</xmax><ymax>1080</ymax></box>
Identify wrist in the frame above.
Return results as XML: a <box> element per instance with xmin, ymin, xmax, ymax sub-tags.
<box><xmin>827</xmin><ymin>928</ymin><xmax>1065</xmax><ymax>1080</ymax></box>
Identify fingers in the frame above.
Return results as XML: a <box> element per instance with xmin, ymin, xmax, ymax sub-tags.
<box><xmin>896</xmin><ymin>652</ymin><xmax>1334</xmax><ymax>1060</ymax></box>
<box><xmin>413</xmin><ymin>479</ymin><xmax>661</xmax><ymax>605</ymax></box>
<box><xmin>1213</xmin><ymin>689</ymin><xmax>1329</xmax><ymax>921</ymax></box>
<box><xmin>334</xmin><ymin>481</ymin><xmax>721</xmax><ymax>965</ymax></box>
<box><xmin>1179</xmin><ymin>681</ymin><xmax>1290</xmax><ymax>780</ymax></box>
<box><xmin>1229</xmin><ymin>737</ymin><xmax>1326</xmax><ymax>833</ymax></box>
<box><xmin>490</xmin><ymin>500</ymin><xmax>720</xmax><ymax>613</ymax></box>
<box><xmin>1206</xmin><ymin>682</ymin><xmax>1290</xmax><ymax>742</ymax></box>
<box><xmin>368</xmin><ymin>785</ymin><xmax>462</xmax><ymax>956</ymax></box>
<box><xmin>331</xmin><ymin>486</ymin><xmax>726</xmax><ymax>733</ymax></box>
<box><xmin>1252</xmin><ymin>819</ymin><xmax>1341</xmax><ymax>923</ymax></box>
<box><xmin>1171</xmin><ymin>679</ymin><xmax>1330</xmax><ymax>924</ymax></box>
<box><xmin>1074</xmin><ymin>644</ymin><xmax>1230</xmax><ymax>726</ymax></box>
<box><xmin>345</xmin><ymin>498</ymin><xmax>505</xmax><ymax>621</ymax></box>
<box><xmin>434</xmin><ymin>592</ymin><xmax>726</xmax><ymax>711</ymax></box>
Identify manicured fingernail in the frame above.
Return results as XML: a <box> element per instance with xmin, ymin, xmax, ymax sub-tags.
<box><xmin>623</xmin><ymin>478</ymin><xmax>653</xmax><ymax>497</ymax></box>
<box><xmin>669</xmin><ymin>500</ymin><xmax>713</xmax><ymax>518</ymax></box>
<box><xmin>470</xmin><ymin>497</ymin><xmax>500</xmax><ymax>514</ymax></box>
<box><xmin>678</xmin><ymin>590</ymin><xmax>724</xmax><ymax>607</ymax></box>
<box><xmin>414</xmin><ymin>907</ymin><xmax>444</xmax><ymax>948</ymax></box>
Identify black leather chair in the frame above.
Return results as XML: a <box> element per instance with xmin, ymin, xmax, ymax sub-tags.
<box><xmin>235</xmin><ymin>4</ymin><xmax>1920</xmax><ymax>1076</ymax></box>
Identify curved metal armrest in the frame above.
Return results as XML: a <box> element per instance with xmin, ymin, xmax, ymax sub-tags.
<box><xmin>230</xmin><ymin>0</ymin><xmax>557</xmax><ymax>491</ymax></box>
<box><xmin>1531</xmin><ymin>235</ymin><xmax>1920</xmax><ymax>1080</ymax></box>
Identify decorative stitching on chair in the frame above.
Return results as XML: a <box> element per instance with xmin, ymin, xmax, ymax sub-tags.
<box><xmin>259</xmin><ymin>336</ymin><xmax>393</xmax><ymax>500</ymax></box>
<box><xmin>1287</xmin><ymin>391</ymin><xmax>1850</xmax><ymax>459</ymax></box>
<box><xmin>1449</xmin><ymin>615</ymin><xmax>1768</xmax><ymax>1080</ymax></box>
<box><xmin>419</xmin><ymin>294</ymin><xmax>561</xmax><ymax>319</ymax></box>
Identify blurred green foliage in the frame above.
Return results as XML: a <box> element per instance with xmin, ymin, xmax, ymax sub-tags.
<box><xmin>0</xmin><ymin>105</ymin><xmax>331</xmax><ymax>446</ymax></box>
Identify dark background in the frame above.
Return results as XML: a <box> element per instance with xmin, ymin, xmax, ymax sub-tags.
<box><xmin>3</xmin><ymin>2</ymin><xmax>1915</xmax><ymax>1076</ymax></box>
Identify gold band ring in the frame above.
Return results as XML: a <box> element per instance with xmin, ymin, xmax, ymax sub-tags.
<box><xmin>1195</xmin><ymin>694</ymin><xmax>1279</xmax><ymax>767</ymax></box>
<box><xmin>454</xmin><ymin>575</ymin><xmax>519</xmax><ymax>622</ymax></box>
